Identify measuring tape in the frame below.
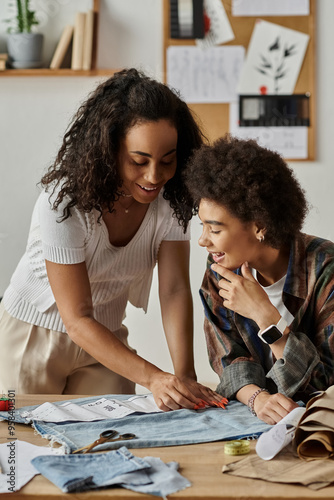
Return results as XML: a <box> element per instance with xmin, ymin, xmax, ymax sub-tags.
<box><xmin>224</xmin><ymin>440</ymin><xmax>250</xmax><ymax>455</ymax></box>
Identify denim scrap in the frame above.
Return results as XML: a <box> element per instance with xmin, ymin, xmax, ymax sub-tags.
<box><xmin>118</xmin><ymin>457</ymin><xmax>190</xmax><ymax>497</ymax></box>
<box><xmin>31</xmin><ymin>446</ymin><xmax>191</xmax><ymax>497</ymax></box>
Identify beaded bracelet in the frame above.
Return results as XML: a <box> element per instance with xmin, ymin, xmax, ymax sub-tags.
<box><xmin>247</xmin><ymin>388</ymin><xmax>269</xmax><ymax>416</ymax></box>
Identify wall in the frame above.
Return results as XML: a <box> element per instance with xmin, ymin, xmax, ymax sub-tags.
<box><xmin>0</xmin><ymin>0</ymin><xmax>333</xmax><ymax>389</ymax></box>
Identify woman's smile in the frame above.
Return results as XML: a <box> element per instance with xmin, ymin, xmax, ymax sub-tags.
<box><xmin>198</xmin><ymin>199</ymin><xmax>260</xmax><ymax>271</ymax></box>
<box><xmin>118</xmin><ymin>120</ymin><xmax>178</xmax><ymax>204</ymax></box>
<box><xmin>211</xmin><ymin>252</ymin><xmax>225</xmax><ymax>263</ymax></box>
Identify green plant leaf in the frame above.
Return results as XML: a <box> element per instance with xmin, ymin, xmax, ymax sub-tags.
<box><xmin>6</xmin><ymin>0</ymin><xmax>40</xmax><ymax>33</ymax></box>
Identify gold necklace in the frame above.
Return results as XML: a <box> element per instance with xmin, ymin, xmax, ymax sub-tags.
<box><xmin>118</xmin><ymin>194</ymin><xmax>136</xmax><ymax>214</ymax></box>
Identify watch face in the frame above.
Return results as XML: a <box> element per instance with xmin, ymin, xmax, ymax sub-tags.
<box><xmin>260</xmin><ymin>326</ymin><xmax>283</xmax><ymax>344</ymax></box>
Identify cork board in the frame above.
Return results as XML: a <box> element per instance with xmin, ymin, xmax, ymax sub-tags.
<box><xmin>163</xmin><ymin>0</ymin><xmax>316</xmax><ymax>160</ymax></box>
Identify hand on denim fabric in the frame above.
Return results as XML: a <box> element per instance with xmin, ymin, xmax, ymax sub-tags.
<box><xmin>148</xmin><ymin>371</ymin><xmax>209</xmax><ymax>411</ymax></box>
<box><xmin>254</xmin><ymin>391</ymin><xmax>299</xmax><ymax>425</ymax></box>
<box><xmin>178</xmin><ymin>376</ymin><xmax>226</xmax><ymax>407</ymax></box>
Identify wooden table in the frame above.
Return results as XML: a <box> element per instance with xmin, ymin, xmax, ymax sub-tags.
<box><xmin>0</xmin><ymin>394</ymin><xmax>333</xmax><ymax>499</ymax></box>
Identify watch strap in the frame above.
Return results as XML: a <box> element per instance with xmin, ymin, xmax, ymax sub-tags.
<box><xmin>276</xmin><ymin>316</ymin><xmax>288</xmax><ymax>334</ymax></box>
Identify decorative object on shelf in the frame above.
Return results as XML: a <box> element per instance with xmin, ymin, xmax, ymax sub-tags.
<box><xmin>0</xmin><ymin>0</ymin><xmax>113</xmax><ymax>77</ymax></box>
<box><xmin>71</xmin><ymin>10</ymin><xmax>95</xmax><ymax>71</ymax></box>
<box><xmin>6</xmin><ymin>0</ymin><xmax>44</xmax><ymax>69</ymax></box>
<box><xmin>82</xmin><ymin>9</ymin><xmax>94</xmax><ymax>71</ymax></box>
<box><xmin>49</xmin><ymin>25</ymin><xmax>74</xmax><ymax>70</ymax></box>
<box><xmin>71</xmin><ymin>11</ymin><xmax>86</xmax><ymax>70</ymax></box>
<box><xmin>0</xmin><ymin>54</ymin><xmax>9</xmax><ymax>71</ymax></box>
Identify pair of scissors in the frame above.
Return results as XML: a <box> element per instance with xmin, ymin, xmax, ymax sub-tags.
<box><xmin>72</xmin><ymin>429</ymin><xmax>137</xmax><ymax>454</ymax></box>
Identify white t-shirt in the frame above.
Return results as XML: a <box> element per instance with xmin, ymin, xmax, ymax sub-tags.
<box><xmin>3</xmin><ymin>189</ymin><xmax>190</xmax><ymax>333</ymax></box>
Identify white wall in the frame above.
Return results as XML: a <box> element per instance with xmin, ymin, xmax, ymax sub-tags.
<box><xmin>0</xmin><ymin>0</ymin><xmax>333</xmax><ymax>389</ymax></box>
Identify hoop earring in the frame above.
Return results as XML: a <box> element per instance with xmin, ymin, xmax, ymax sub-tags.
<box><xmin>259</xmin><ymin>235</ymin><xmax>264</xmax><ymax>243</ymax></box>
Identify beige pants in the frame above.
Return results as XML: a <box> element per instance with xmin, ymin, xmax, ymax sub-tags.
<box><xmin>0</xmin><ymin>303</ymin><xmax>135</xmax><ymax>395</ymax></box>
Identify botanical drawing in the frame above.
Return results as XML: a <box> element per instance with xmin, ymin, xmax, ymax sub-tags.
<box><xmin>256</xmin><ymin>36</ymin><xmax>297</xmax><ymax>93</ymax></box>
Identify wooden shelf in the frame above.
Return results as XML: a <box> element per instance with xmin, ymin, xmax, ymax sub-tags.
<box><xmin>0</xmin><ymin>68</ymin><xmax>118</xmax><ymax>77</ymax></box>
<box><xmin>0</xmin><ymin>0</ymin><xmax>116</xmax><ymax>78</ymax></box>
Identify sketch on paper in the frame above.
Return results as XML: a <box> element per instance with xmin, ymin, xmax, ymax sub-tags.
<box><xmin>256</xmin><ymin>36</ymin><xmax>298</xmax><ymax>93</ymax></box>
<box><xmin>237</xmin><ymin>20</ymin><xmax>309</xmax><ymax>95</ymax></box>
<box><xmin>167</xmin><ymin>45</ymin><xmax>244</xmax><ymax>103</ymax></box>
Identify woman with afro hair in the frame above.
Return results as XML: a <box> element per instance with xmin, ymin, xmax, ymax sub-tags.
<box><xmin>0</xmin><ymin>68</ymin><xmax>221</xmax><ymax>410</ymax></box>
<box><xmin>184</xmin><ymin>134</ymin><xmax>334</xmax><ymax>424</ymax></box>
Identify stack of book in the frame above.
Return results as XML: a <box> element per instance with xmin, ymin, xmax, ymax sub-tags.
<box><xmin>50</xmin><ymin>9</ymin><xmax>95</xmax><ymax>70</ymax></box>
<box><xmin>0</xmin><ymin>54</ymin><xmax>8</xmax><ymax>71</ymax></box>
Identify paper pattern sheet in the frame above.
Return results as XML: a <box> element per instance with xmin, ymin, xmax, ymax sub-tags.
<box><xmin>229</xmin><ymin>102</ymin><xmax>308</xmax><ymax>159</ymax></box>
<box><xmin>232</xmin><ymin>0</ymin><xmax>310</xmax><ymax>17</ymax></box>
<box><xmin>237</xmin><ymin>20</ymin><xmax>309</xmax><ymax>95</ymax></box>
<box><xmin>0</xmin><ymin>440</ymin><xmax>64</xmax><ymax>493</ymax></box>
<box><xmin>255</xmin><ymin>406</ymin><xmax>306</xmax><ymax>460</ymax></box>
<box><xmin>21</xmin><ymin>394</ymin><xmax>163</xmax><ymax>423</ymax></box>
<box><xmin>167</xmin><ymin>45</ymin><xmax>245</xmax><ymax>103</ymax></box>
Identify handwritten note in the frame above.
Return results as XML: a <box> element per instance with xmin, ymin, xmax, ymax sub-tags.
<box><xmin>167</xmin><ymin>45</ymin><xmax>245</xmax><ymax>103</ymax></box>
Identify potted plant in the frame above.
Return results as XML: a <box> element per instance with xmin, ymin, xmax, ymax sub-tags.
<box><xmin>6</xmin><ymin>0</ymin><xmax>44</xmax><ymax>69</ymax></box>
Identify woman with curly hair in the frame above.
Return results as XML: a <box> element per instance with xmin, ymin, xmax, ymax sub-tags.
<box><xmin>184</xmin><ymin>135</ymin><xmax>334</xmax><ymax>424</ymax></box>
<box><xmin>0</xmin><ymin>68</ymin><xmax>221</xmax><ymax>410</ymax></box>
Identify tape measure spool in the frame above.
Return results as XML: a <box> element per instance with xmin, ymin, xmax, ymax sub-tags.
<box><xmin>224</xmin><ymin>440</ymin><xmax>250</xmax><ymax>455</ymax></box>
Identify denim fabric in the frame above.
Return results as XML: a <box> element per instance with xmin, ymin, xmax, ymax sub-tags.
<box><xmin>31</xmin><ymin>446</ymin><xmax>190</xmax><ymax>497</ymax></box>
<box><xmin>117</xmin><ymin>457</ymin><xmax>190</xmax><ymax>497</ymax></box>
<box><xmin>0</xmin><ymin>395</ymin><xmax>272</xmax><ymax>452</ymax></box>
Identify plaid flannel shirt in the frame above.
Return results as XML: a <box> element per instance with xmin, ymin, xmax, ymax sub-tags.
<box><xmin>200</xmin><ymin>233</ymin><xmax>334</xmax><ymax>401</ymax></box>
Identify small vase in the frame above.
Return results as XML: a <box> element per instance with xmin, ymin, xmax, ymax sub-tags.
<box><xmin>7</xmin><ymin>33</ymin><xmax>44</xmax><ymax>69</ymax></box>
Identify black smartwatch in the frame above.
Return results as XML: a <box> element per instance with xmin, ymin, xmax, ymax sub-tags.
<box><xmin>258</xmin><ymin>317</ymin><xmax>287</xmax><ymax>345</ymax></box>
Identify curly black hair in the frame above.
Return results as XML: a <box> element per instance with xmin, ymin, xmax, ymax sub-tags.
<box><xmin>183</xmin><ymin>134</ymin><xmax>308</xmax><ymax>248</ymax></box>
<box><xmin>40</xmin><ymin>68</ymin><xmax>205</xmax><ymax>231</ymax></box>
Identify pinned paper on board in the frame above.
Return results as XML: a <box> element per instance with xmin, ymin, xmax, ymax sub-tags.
<box><xmin>229</xmin><ymin>102</ymin><xmax>308</xmax><ymax>159</ymax></box>
<box><xmin>239</xmin><ymin>94</ymin><xmax>310</xmax><ymax>127</ymax></box>
<box><xmin>167</xmin><ymin>45</ymin><xmax>244</xmax><ymax>103</ymax></box>
<box><xmin>196</xmin><ymin>0</ymin><xmax>234</xmax><ymax>49</ymax></box>
<box><xmin>237</xmin><ymin>20</ymin><xmax>310</xmax><ymax>95</ymax></box>
<box><xmin>232</xmin><ymin>0</ymin><xmax>310</xmax><ymax>17</ymax></box>
<box><xmin>169</xmin><ymin>0</ymin><xmax>205</xmax><ymax>39</ymax></box>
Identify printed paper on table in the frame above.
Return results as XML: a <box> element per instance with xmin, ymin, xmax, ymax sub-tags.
<box><xmin>21</xmin><ymin>394</ymin><xmax>163</xmax><ymax>423</ymax></box>
<box><xmin>256</xmin><ymin>407</ymin><xmax>306</xmax><ymax>460</ymax></box>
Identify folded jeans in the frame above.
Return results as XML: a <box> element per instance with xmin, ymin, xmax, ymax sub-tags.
<box><xmin>31</xmin><ymin>446</ymin><xmax>191</xmax><ymax>497</ymax></box>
